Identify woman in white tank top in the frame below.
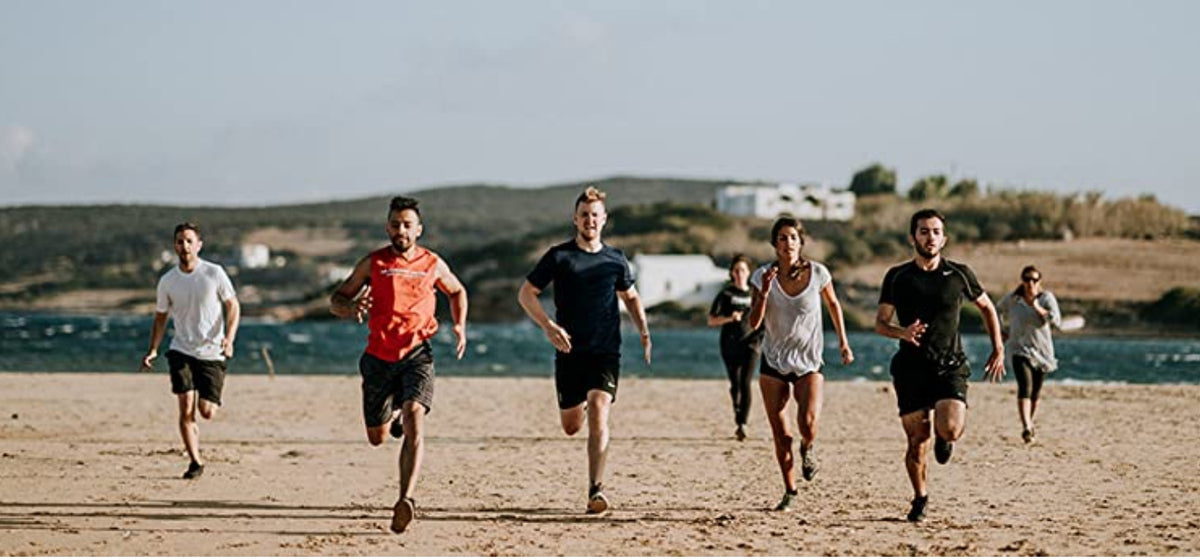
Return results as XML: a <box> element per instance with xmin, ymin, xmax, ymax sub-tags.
<box><xmin>747</xmin><ymin>216</ymin><xmax>854</xmax><ymax>512</ymax></box>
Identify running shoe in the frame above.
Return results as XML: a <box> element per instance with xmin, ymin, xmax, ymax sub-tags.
<box><xmin>587</xmin><ymin>483</ymin><xmax>609</xmax><ymax>515</ymax></box>
<box><xmin>391</xmin><ymin>497</ymin><xmax>416</xmax><ymax>533</ymax></box>
<box><xmin>389</xmin><ymin>416</ymin><xmax>404</xmax><ymax>439</ymax></box>
<box><xmin>934</xmin><ymin>436</ymin><xmax>953</xmax><ymax>464</ymax></box>
<box><xmin>800</xmin><ymin>446</ymin><xmax>819</xmax><ymax>481</ymax></box>
<box><xmin>774</xmin><ymin>490</ymin><xmax>798</xmax><ymax>512</ymax></box>
<box><xmin>735</xmin><ymin>425</ymin><xmax>746</xmax><ymax>442</ymax></box>
<box><xmin>182</xmin><ymin>461</ymin><xmax>204</xmax><ymax>480</ymax></box>
<box><xmin>907</xmin><ymin>495</ymin><xmax>928</xmax><ymax>522</ymax></box>
<box><xmin>1021</xmin><ymin>428</ymin><xmax>1035</xmax><ymax>444</ymax></box>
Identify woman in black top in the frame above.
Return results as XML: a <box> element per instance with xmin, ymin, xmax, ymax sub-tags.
<box><xmin>708</xmin><ymin>255</ymin><xmax>764</xmax><ymax>441</ymax></box>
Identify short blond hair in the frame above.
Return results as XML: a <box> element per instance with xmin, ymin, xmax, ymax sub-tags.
<box><xmin>574</xmin><ymin>185</ymin><xmax>607</xmax><ymax>209</ymax></box>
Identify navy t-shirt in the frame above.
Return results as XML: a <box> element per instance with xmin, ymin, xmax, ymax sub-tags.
<box><xmin>879</xmin><ymin>259</ymin><xmax>984</xmax><ymax>365</ymax></box>
<box><xmin>527</xmin><ymin>240</ymin><xmax>636</xmax><ymax>356</ymax></box>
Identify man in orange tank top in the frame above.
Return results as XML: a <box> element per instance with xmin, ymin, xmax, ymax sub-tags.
<box><xmin>330</xmin><ymin>196</ymin><xmax>468</xmax><ymax>534</ymax></box>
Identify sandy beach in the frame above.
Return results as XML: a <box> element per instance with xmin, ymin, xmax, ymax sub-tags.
<box><xmin>1</xmin><ymin>372</ymin><xmax>1197</xmax><ymax>556</ymax></box>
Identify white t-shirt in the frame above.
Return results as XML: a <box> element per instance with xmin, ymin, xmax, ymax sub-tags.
<box><xmin>750</xmin><ymin>261</ymin><xmax>831</xmax><ymax>376</ymax></box>
<box><xmin>156</xmin><ymin>259</ymin><xmax>236</xmax><ymax>361</ymax></box>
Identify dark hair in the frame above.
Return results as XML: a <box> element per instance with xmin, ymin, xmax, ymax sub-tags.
<box><xmin>729</xmin><ymin>254</ymin><xmax>753</xmax><ymax>271</ymax></box>
<box><xmin>769</xmin><ymin>216</ymin><xmax>809</xmax><ymax>278</ymax></box>
<box><xmin>909</xmin><ymin>208</ymin><xmax>946</xmax><ymax>237</ymax></box>
<box><xmin>173</xmin><ymin>222</ymin><xmax>201</xmax><ymax>239</ymax></box>
<box><xmin>575</xmin><ymin>185</ymin><xmax>607</xmax><ymax>210</ymax></box>
<box><xmin>389</xmin><ymin>196</ymin><xmax>421</xmax><ymax>219</ymax></box>
<box><xmin>1014</xmin><ymin>265</ymin><xmax>1043</xmax><ymax>295</ymax></box>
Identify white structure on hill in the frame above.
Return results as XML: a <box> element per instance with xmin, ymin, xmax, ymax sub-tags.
<box><xmin>631</xmin><ymin>254</ymin><xmax>729</xmax><ymax>308</ymax></box>
<box><xmin>239</xmin><ymin>244</ymin><xmax>271</xmax><ymax>269</ymax></box>
<box><xmin>717</xmin><ymin>182</ymin><xmax>855</xmax><ymax>221</ymax></box>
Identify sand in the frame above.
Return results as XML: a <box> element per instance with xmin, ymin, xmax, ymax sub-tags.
<box><xmin>1</xmin><ymin>372</ymin><xmax>1197</xmax><ymax>556</ymax></box>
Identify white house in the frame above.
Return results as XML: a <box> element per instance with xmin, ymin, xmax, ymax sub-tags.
<box><xmin>238</xmin><ymin>243</ymin><xmax>271</xmax><ymax>269</ymax></box>
<box><xmin>630</xmin><ymin>254</ymin><xmax>729</xmax><ymax>308</ymax></box>
<box><xmin>716</xmin><ymin>182</ymin><xmax>856</xmax><ymax>221</ymax></box>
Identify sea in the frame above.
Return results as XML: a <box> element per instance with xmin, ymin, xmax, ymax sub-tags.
<box><xmin>1</xmin><ymin>312</ymin><xmax>1197</xmax><ymax>384</ymax></box>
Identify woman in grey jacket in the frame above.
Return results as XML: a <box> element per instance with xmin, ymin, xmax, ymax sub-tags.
<box><xmin>997</xmin><ymin>265</ymin><xmax>1061</xmax><ymax>444</ymax></box>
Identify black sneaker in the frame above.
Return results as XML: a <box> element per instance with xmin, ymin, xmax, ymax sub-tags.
<box><xmin>735</xmin><ymin>425</ymin><xmax>746</xmax><ymax>442</ymax></box>
<box><xmin>934</xmin><ymin>436</ymin><xmax>953</xmax><ymax>464</ymax></box>
<box><xmin>907</xmin><ymin>495</ymin><xmax>928</xmax><ymax>522</ymax></box>
<box><xmin>800</xmin><ymin>446</ymin><xmax>819</xmax><ymax>481</ymax></box>
<box><xmin>587</xmin><ymin>483</ymin><xmax>609</xmax><ymax>515</ymax></box>
<box><xmin>389</xmin><ymin>416</ymin><xmax>404</xmax><ymax>439</ymax></box>
<box><xmin>182</xmin><ymin>461</ymin><xmax>204</xmax><ymax>480</ymax></box>
<box><xmin>1021</xmin><ymin>428</ymin><xmax>1035</xmax><ymax>444</ymax></box>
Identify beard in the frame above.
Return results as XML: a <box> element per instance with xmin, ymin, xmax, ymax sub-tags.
<box><xmin>391</xmin><ymin>237</ymin><xmax>413</xmax><ymax>252</ymax></box>
<box><xmin>914</xmin><ymin>243</ymin><xmax>940</xmax><ymax>259</ymax></box>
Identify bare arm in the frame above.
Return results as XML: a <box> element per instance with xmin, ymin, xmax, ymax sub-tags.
<box><xmin>617</xmin><ymin>286</ymin><xmax>652</xmax><ymax>365</ymax></box>
<box><xmin>434</xmin><ymin>258</ymin><xmax>469</xmax><ymax>360</ymax></box>
<box><xmin>975</xmin><ymin>292</ymin><xmax>1006</xmax><ymax>382</ymax></box>
<box><xmin>874</xmin><ymin>303</ymin><xmax>926</xmax><ymax>346</ymax></box>
<box><xmin>820</xmin><ymin>281</ymin><xmax>854</xmax><ymax>365</ymax></box>
<box><xmin>330</xmin><ymin>256</ymin><xmax>372</xmax><ymax>322</ymax></box>
<box><xmin>221</xmin><ymin>296</ymin><xmax>241</xmax><ymax>358</ymax></box>
<box><xmin>141</xmin><ymin>312</ymin><xmax>169</xmax><ymax>371</ymax></box>
<box><xmin>518</xmin><ymin>280</ymin><xmax>572</xmax><ymax>354</ymax></box>
<box><xmin>707</xmin><ymin>311</ymin><xmax>743</xmax><ymax>328</ymax></box>
<box><xmin>747</xmin><ymin>266</ymin><xmax>776</xmax><ymax>330</ymax></box>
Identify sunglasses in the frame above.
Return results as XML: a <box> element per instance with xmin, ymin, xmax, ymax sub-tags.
<box><xmin>1022</xmin><ymin>276</ymin><xmax>1041</xmax><ymax>282</ymax></box>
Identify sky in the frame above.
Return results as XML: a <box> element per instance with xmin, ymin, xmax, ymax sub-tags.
<box><xmin>2</xmin><ymin>1</ymin><xmax>1198</xmax><ymax>212</ymax></box>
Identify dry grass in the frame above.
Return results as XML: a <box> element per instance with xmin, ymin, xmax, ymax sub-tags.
<box><xmin>843</xmin><ymin>238</ymin><xmax>1200</xmax><ymax>302</ymax></box>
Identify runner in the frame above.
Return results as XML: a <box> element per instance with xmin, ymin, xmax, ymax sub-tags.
<box><xmin>140</xmin><ymin>222</ymin><xmax>241</xmax><ymax>480</ymax></box>
<box><xmin>747</xmin><ymin>217</ymin><xmax>854</xmax><ymax>511</ymax></box>
<box><xmin>874</xmin><ymin>208</ymin><xmax>1005</xmax><ymax>522</ymax></box>
<box><xmin>997</xmin><ymin>265</ymin><xmax>1062</xmax><ymax>444</ymax></box>
<box><xmin>707</xmin><ymin>255</ymin><xmax>764</xmax><ymax>441</ymax></box>
<box><xmin>330</xmin><ymin>196</ymin><xmax>468</xmax><ymax>533</ymax></box>
<box><xmin>517</xmin><ymin>185</ymin><xmax>652</xmax><ymax>515</ymax></box>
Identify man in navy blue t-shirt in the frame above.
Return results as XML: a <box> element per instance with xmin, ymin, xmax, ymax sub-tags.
<box><xmin>518</xmin><ymin>185</ymin><xmax>652</xmax><ymax>515</ymax></box>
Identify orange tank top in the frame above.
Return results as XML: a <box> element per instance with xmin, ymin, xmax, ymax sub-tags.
<box><xmin>365</xmin><ymin>245</ymin><xmax>441</xmax><ymax>362</ymax></box>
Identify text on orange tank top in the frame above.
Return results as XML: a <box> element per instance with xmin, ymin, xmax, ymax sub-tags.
<box><xmin>365</xmin><ymin>245</ymin><xmax>441</xmax><ymax>362</ymax></box>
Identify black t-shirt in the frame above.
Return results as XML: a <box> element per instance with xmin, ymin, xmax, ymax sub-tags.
<box><xmin>709</xmin><ymin>284</ymin><xmax>764</xmax><ymax>349</ymax></box>
<box><xmin>527</xmin><ymin>240</ymin><xmax>636</xmax><ymax>356</ymax></box>
<box><xmin>879</xmin><ymin>259</ymin><xmax>984</xmax><ymax>365</ymax></box>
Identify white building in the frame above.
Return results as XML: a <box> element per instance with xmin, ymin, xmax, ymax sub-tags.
<box><xmin>717</xmin><ymin>182</ymin><xmax>856</xmax><ymax>221</ymax></box>
<box><xmin>631</xmin><ymin>254</ymin><xmax>729</xmax><ymax>308</ymax></box>
<box><xmin>238</xmin><ymin>243</ymin><xmax>271</xmax><ymax>269</ymax></box>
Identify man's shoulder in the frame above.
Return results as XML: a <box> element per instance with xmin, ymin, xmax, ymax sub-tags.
<box><xmin>940</xmin><ymin>259</ymin><xmax>978</xmax><ymax>281</ymax></box>
<box><xmin>885</xmin><ymin>260</ymin><xmax>918</xmax><ymax>277</ymax></box>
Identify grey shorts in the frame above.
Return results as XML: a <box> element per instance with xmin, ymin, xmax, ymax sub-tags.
<box><xmin>359</xmin><ymin>343</ymin><xmax>434</xmax><ymax>428</ymax></box>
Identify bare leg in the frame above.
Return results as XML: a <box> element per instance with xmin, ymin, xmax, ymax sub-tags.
<box><xmin>933</xmin><ymin>399</ymin><xmax>967</xmax><ymax>443</ymax></box>
<box><xmin>586</xmin><ymin>390</ymin><xmax>613</xmax><ymax>489</ymax></box>
<box><xmin>1018</xmin><ymin>398</ymin><xmax>1034</xmax><ymax>433</ymax></box>
<box><xmin>759</xmin><ymin>375</ymin><xmax>795</xmax><ymax>493</ymax></box>
<box><xmin>398</xmin><ymin>400</ymin><xmax>427</xmax><ymax>502</ymax></box>
<box><xmin>900</xmin><ymin>410</ymin><xmax>932</xmax><ymax>499</ymax></box>
<box><xmin>176</xmin><ymin>392</ymin><xmax>201</xmax><ymax>465</ymax></box>
<box><xmin>793</xmin><ymin>373</ymin><xmax>824</xmax><ymax>450</ymax></box>
<box><xmin>560</xmin><ymin>402</ymin><xmax>586</xmax><ymax>436</ymax></box>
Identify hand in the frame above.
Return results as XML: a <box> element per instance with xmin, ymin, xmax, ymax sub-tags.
<box><xmin>353</xmin><ymin>286</ymin><xmax>373</xmax><ymax>323</ymax></box>
<box><xmin>730</xmin><ymin>310</ymin><xmax>744</xmax><ymax>322</ymax></box>
<box><xmin>453</xmin><ymin>324</ymin><xmax>467</xmax><ymax>360</ymax></box>
<box><xmin>140</xmin><ymin>349</ymin><xmax>157</xmax><ymax>372</ymax></box>
<box><xmin>543</xmin><ymin>321</ymin><xmax>572</xmax><ymax>354</ymax></box>
<box><xmin>840</xmin><ymin>344</ymin><xmax>854</xmax><ymax>365</ymax></box>
<box><xmin>641</xmin><ymin>332</ymin><xmax>652</xmax><ymax>366</ymax></box>
<box><xmin>762</xmin><ymin>264</ymin><xmax>779</xmax><ymax>291</ymax></box>
<box><xmin>984</xmin><ymin>348</ymin><xmax>1005</xmax><ymax>382</ymax></box>
<box><xmin>221</xmin><ymin>337</ymin><xmax>235</xmax><ymax>359</ymax></box>
<box><xmin>902</xmin><ymin>319</ymin><xmax>927</xmax><ymax>346</ymax></box>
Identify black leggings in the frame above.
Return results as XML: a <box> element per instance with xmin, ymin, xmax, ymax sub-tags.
<box><xmin>721</xmin><ymin>344</ymin><xmax>760</xmax><ymax>425</ymax></box>
<box><xmin>1013</xmin><ymin>355</ymin><xmax>1048</xmax><ymax>401</ymax></box>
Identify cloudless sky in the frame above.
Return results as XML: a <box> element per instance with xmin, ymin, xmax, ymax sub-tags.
<box><xmin>2</xmin><ymin>1</ymin><xmax>1198</xmax><ymax>211</ymax></box>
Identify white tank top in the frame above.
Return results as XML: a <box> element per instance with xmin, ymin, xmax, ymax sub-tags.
<box><xmin>750</xmin><ymin>261</ymin><xmax>830</xmax><ymax>375</ymax></box>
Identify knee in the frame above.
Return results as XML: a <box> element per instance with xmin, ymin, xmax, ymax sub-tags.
<box><xmin>562</xmin><ymin>418</ymin><xmax>584</xmax><ymax>436</ymax></box>
<box><xmin>366</xmin><ymin>427</ymin><xmax>386</xmax><ymax>447</ymax></box>
<box><xmin>198</xmin><ymin>404</ymin><xmax>217</xmax><ymax>420</ymax></box>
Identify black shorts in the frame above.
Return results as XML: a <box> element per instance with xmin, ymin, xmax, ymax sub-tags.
<box><xmin>167</xmin><ymin>350</ymin><xmax>227</xmax><ymax>405</ymax></box>
<box><xmin>889</xmin><ymin>351</ymin><xmax>969</xmax><ymax>416</ymax></box>
<box><xmin>359</xmin><ymin>343</ymin><xmax>435</xmax><ymax>428</ymax></box>
<box><xmin>555</xmin><ymin>352</ymin><xmax>620</xmax><ymax>410</ymax></box>
<box><xmin>760</xmin><ymin>358</ymin><xmax>819</xmax><ymax>384</ymax></box>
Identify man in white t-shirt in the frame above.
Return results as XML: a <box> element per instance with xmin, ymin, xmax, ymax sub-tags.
<box><xmin>141</xmin><ymin>222</ymin><xmax>240</xmax><ymax>480</ymax></box>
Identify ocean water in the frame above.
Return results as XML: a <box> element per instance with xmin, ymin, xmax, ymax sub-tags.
<box><xmin>1</xmin><ymin>312</ymin><xmax>1197</xmax><ymax>384</ymax></box>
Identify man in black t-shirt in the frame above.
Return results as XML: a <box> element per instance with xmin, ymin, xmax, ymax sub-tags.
<box><xmin>518</xmin><ymin>185</ymin><xmax>652</xmax><ymax>515</ymax></box>
<box><xmin>874</xmin><ymin>208</ymin><xmax>1005</xmax><ymax>523</ymax></box>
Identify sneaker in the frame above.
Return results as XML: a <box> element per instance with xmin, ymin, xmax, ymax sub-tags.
<box><xmin>907</xmin><ymin>495</ymin><xmax>928</xmax><ymax>522</ymax></box>
<box><xmin>586</xmin><ymin>483</ymin><xmax>609</xmax><ymax>515</ymax></box>
<box><xmin>774</xmin><ymin>490</ymin><xmax>798</xmax><ymax>512</ymax></box>
<box><xmin>1021</xmin><ymin>428</ymin><xmax>1035</xmax><ymax>444</ymax></box>
<box><xmin>934</xmin><ymin>436</ymin><xmax>953</xmax><ymax>464</ymax></box>
<box><xmin>390</xmin><ymin>497</ymin><xmax>416</xmax><ymax>533</ymax></box>
<box><xmin>389</xmin><ymin>416</ymin><xmax>404</xmax><ymax>440</ymax></box>
<box><xmin>735</xmin><ymin>425</ymin><xmax>746</xmax><ymax>442</ymax></box>
<box><xmin>800</xmin><ymin>446</ymin><xmax>819</xmax><ymax>481</ymax></box>
<box><xmin>182</xmin><ymin>461</ymin><xmax>204</xmax><ymax>480</ymax></box>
